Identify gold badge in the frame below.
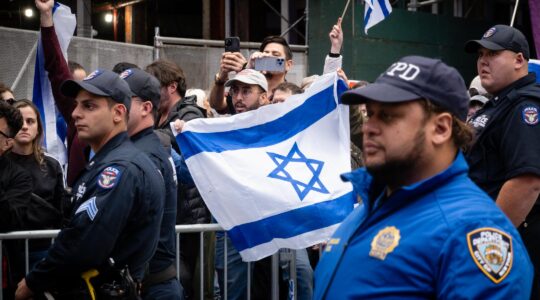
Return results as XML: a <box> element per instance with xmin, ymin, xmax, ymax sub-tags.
<box><xmin>370</xmin><ymin>226</ymin><xmax>400</xmax><ymax>260</ymax></box>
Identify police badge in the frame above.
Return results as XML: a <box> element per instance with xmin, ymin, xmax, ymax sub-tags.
<box><xmin>369</xmin><ymin>226</ymin><xmax>400</xmax><ymax>260</ymax></box>
<box><xmin>467</xmin><ymin>228</ymin><xmax>513</xmax><ymax>283</ymax></box>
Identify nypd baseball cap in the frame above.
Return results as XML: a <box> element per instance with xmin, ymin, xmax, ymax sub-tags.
<box><xmin>341</xmin><ymin>56</ymin><xmax>469</xmax><ymax>121</ymax></box>
<box><xmin>225</xmin><ymin>69</ymin><xmax>268</xmax><ymax>92</ymax></box>
<box><xmin>119</xmin><ymin>68</ymin><xmax>161</xmax><ymax>108</ymax></box>
<box><xmin>464</xmin><ymin>25</ymin><xmax>530</xmax><ymax>60</ymax></box>
<box><xmin>61</xmin><ymin>69</ymin><xmax>133</xmax><ymax>110</ymax></box>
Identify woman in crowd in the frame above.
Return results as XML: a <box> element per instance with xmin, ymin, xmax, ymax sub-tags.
<box><xmin>7</xmin><ymin>99</ymin><xmax>64</xmax><ymax>266</ymax></box>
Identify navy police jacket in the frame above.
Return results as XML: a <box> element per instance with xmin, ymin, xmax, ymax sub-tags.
<box><xmin>131</xmin><ymin>127</ymin><xmax>178</xmax><ymax>274</ymax></box>
<box><xmin>26</xmin><ymin>132</ymin><xmax>165</xmax><ymax>292</ymax></box>
<box><xmin>314</xmin><ymin>153</ymin><xmax>533</xmax><ymax>299</ymax></box>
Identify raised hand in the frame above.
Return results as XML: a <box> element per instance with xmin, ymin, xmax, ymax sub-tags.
<box><xmin>329</xmin><ymin>17</ymin><xmax>343</xmax><ymax>54</ymax></box>
<box><xmin>35</xmin><ymin>0</ymin><xmax>54</xmax><ymax>27</ymax></box>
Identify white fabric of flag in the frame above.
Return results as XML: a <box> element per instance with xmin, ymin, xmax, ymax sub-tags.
<box><xmin>33</xmin><ymin>2</ymin><xmax>76</xmax><ymax>166</ymax></box>
<box><xmin>175</xmin><ymin>73</ymin><xmax>355</xmax><ymax>261</ymax></box>
<box><xmin>364</xmin><ymin>0</ymin><xmax>392</xmax><ymax>34</ymax></box>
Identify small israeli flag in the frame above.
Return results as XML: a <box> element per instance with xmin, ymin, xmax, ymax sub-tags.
<box><xmin>364</xmin><ymin>0</ymin><xmax>393</xmax><ymax>34</ymax></box>
<box><xmin>33</xmin><ymin>2</ymin><xmax>76</xmax><ymax>166</ymax></box>
<box><xmin>176</xmin><ymin>72</ymin><xmax>355</xmax><ymax>261</ymax></box>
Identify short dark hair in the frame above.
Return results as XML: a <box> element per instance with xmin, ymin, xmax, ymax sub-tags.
<box><xmin>260</xmin><ymin>36</ymin><xmax>293</xmax><ymax>60</ymax></box>
<box><xmin>145</xmin><ymin>59</ymin><xmax>187</xmax><ymax>98</ymax></box>
<box><xmin>420</xmin><ymin>99</ymin><xmax>473</xmax><ymax>151</ymax></box>
<box><xmin>112</xmin><ymin>62</ymin><xmax>140</xmax><ymax>74</ymax></box>
<box><xmin>0</xmin><ymin>100</ymin><xmax>23</xmax><ymax>137</ymax></box>
<box><xmin>68</xmin><ymin>61</ymin><xmax>85</xmax><ymax>74</ymax></box>
<box><xmin>273</xmin><ymin>82</ymin><xmax>303</xmax><ymax>95</ymax></box>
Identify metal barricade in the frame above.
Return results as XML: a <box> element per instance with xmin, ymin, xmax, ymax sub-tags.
<box><xmin>0</xmin><ymin>224</ymin><xmax>302</xmax><ymax>300</ymax></box>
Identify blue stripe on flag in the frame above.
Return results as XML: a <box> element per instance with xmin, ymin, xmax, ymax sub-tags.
<box><xmin>364</xmin><ymin>7</ymin><xmax>373</xmax><ymax>27</ymax></box>
<box><xmin>179</xmin><ymin>83</ymin><xmax>337</xmax><ymax>160</ymax></box>
<box><xmin>227</xmin><ymin>192</ymin><xmax>356</xmax><ymax>252</ymax></box>
<box><xmin>32</xmin><ymin>49</ymin><xmax>47</xmax><ymax>147</ymax></box>
<box><xmin>378</xmin><ymin>0</ymin><xmax>390</xmax><ymax>16</ymax></box>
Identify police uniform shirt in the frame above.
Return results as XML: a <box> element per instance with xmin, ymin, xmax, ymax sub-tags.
<box><xmin>467</xmin><ymin>73</ymin><xmax>540</xmax><ymax>200</ymax></box>
<box><xmin>25</xmin><ymin>132</ymin><xmax>165</xmax><ymax>293</ymax></box>
<box><xmin>314</xmin><ymin>153</ymin><xmax>533</xmax><ymax>299</ymax></box>
<box><xmin>130</xmin><ymin>126</ymin><xmax>178</xmax><ymax>274</ymax></box>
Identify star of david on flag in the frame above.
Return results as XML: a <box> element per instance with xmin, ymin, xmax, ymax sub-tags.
<box><xmin>175</xmin><ymin>72</ymin><xmax>355</xmax><ymax>261</ymax></box>
<box><xmin>267</xmin><ymin>143</ymin><xmax>329</xmax><ymax>201</ymax></box>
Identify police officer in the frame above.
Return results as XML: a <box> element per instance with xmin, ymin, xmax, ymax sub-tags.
<box><xmin>314</xmin><ymin>56</ymin><xmax>533</xmax><ymax>299</ymax></box>
<box><xmin>464</xmin><ymin>25</ymin><xmax>540</xmax><ymax>298</ymax></box>
<box><xmin>15</xmin><ymin>70</ymin><xmax>165</xmax><ymax>299</ymax></box>
<box><xmin>120</xmin><ymin>68</ymin><xmax>183</xmax><ymax>299</ymax></box>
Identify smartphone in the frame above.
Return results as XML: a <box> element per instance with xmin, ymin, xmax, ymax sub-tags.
<box><xmin>254</xmin><ymin>56</ymin><xmax>286</xmax><ymax>72</ymax></box>
<box><xmin>224</xmin><ymin>37</ymin><xmax>240</xmax><ymax>52</ymax></box>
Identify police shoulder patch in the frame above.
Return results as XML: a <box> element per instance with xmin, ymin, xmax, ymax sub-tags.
<box><xmin>522</xmin><ymin>105</ymin><xmax>539</xmax><ymax>126</ymax></box>
<box><xmin>466</xmin><ymin>227</ymin><xmax>513</xmax><ymax>284</ymax></box>
<box><xmin>98</xmin><ymin>166</ymin><xmax>122</xmax><ymax>189</ymax></box>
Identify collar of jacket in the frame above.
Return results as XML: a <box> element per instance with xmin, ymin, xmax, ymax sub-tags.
<box><xmin>341</xmin><ymin>151</ymin><xmax>469</xmax><ymax>215</ymax></box>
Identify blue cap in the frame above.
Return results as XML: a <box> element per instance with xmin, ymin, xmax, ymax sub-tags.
<box><xmin>465</xmin><ymin>25</ymin><xmax>530</xmax><ymax>60</ymax></box>
<box><xmin>119</xmin><ymin>68</ymin><xmax>161</xmax><ymax>108</ymax></box>
<box><xmin>61</xmin><ymin>69</ymin><xmax>133</xmax><ymax>111</ymax></box>
<box><xmin>341</xmin><ymin>56</ymin><xmax>469</xmax><ymax>121</ymax></box>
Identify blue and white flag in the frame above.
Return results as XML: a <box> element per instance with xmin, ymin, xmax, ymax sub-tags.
<box><xmin>175</xmin><ymin>73</ymin><xmax>356</xmax><ymax>261</ymax></box>
<box><xmin>364</xmin><ymin>0</ymin><xmax>392</xmax><ymax>34</ymax></box>
<box><xmin>530</xmin><ymin>59</ymin><xmax>540</xmax><ymax>83</ymax></box>
<box><xmin>33</xmin><ymin>2</ymin><xmax>76</xmax><ymax>166</ymax></box>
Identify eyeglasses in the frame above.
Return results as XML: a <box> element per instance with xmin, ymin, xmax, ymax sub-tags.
<box><xmin>229</xmin><ymin>86</ymin><xmax>259</xmax><ymax>98</ymax></box>
<box><xmin>0</xmin><ymin>130</ymin><xmax>10</xmax><ymax>139</ymax></box>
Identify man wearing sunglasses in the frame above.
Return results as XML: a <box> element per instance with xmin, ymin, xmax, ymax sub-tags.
<box><xmin>0</xmin><ymin>83</ymin><xmax>15</xmax><ymax>105</ymax></box>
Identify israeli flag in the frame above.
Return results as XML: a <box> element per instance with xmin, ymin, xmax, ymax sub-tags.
<box><xmin>176</xmin><ymin>73</ymin><xmax>355</xmax><ymax>261</ymax></box>
<box><xmin>530</xmin><ymin>59</ymin><xmax>540</xmax><ymax>83</ymax></box>
<box><xmin>364</xmin><ymin>0</ymin><xmax>392</xmax><ymax>34</ymax></box>
<box><xmin>33</xmin><ymin>2</ymin><xmax>76</xmax><ymax>166</ymax></box>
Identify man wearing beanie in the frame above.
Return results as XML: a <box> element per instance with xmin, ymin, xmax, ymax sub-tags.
<box><xmin>15</xmin><ymin>70</ymin><xmax>165</xmax><ymax>299</ymax></box>
<box><xmin>465</xmin><ymin>25</ymin><xmax>540</xmax><ymax>298</ymax></box>
<box><xmin>314</xmin><ymin>56</ymin><xmax>533</xmax><ymax>299</ymax></box>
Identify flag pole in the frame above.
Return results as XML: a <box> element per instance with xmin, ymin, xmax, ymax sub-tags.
<box><xmin>510</xmin><ymin>0</ymin><xmax>520</xmax><ymax>27</ymax></box>
<box><xmin>341</xmin><ymin>0</ymin><xmax>352</xmax><ymax>19</ymax></box>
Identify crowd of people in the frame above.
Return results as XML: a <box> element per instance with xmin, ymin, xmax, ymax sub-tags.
<box><xmin>1</xmin><ymin>0</ymin><xmax>539</xmax><ymax>299</ymax></box>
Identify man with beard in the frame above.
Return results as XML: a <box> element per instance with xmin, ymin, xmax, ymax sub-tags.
<box><xmin>209</xmin><ymin>36</ymin><xmax>292</xmax><ymax>114</ymax></box>
<box><xmin>313</xmin><ymin>56</ymin><xmax>533</xmax><ymax>299</ymax></box>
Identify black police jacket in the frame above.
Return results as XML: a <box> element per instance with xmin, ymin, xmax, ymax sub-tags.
<box><xmin>467</xmin><ymin>73</ymin><xmax>540</xmax><ymax>200</ymax></box>
<box><xmin>131</xmin><ymin>127</ymin><xmax>178</xmax><ymax>274</ymax></box>
<box><xmin>25</xmin><ymin>132</ymin><xmax>165</xmax><ymax>293</ymax></box>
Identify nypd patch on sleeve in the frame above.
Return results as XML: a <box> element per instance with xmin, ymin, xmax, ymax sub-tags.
<box><xmin>522</xmin><ymin>105</ymin><xmax>539</xmax><ymax>126</ymax></box>
<box><xmin>467</xmin><ymin>228</ymin><xmax>513</xmax><ymax>284</ymax></box>
<box><xmin>98</xmin><ymin>166</ymin><xmax>122</xmax><ymax>189</ymax></box>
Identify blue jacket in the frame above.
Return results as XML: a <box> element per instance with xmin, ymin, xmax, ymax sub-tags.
<box><xmin>314</xmin><ymin>153</ymin><xmax>533</xmax><ymax>299</ymax></box>
<box><xmin>26</xmin><ymin>132</ymin><xmax>165</xmax><ymax>292</ymax></box>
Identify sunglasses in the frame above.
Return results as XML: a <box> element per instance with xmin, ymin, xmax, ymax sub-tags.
<box><xmin>3</xmin><ymin>98</ymin><xmax>15</xmax><ymax>105</ymax></box>
<box><xmin>0</xmin><ymin>130</ymin><xmax>10</xmax><ymax>139</ymax></box>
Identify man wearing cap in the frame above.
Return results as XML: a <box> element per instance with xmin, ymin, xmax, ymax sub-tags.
<box><xmin>15</xmin><ymin>70</ymin><xmax>165</xmax><ymax>299</ymax></box>
<box><xmin>225</xmin><ymin>68</ymin><xmax>270</xmax><ymax>113</ymax></box>
<box><xmin>120</xmin><ymin>68</ymin><xmax>183</xmax><ymax>299</ymax></box>
<box><xmin>313</xmin><ymin>56</ymin><xmax>533</xmax><ymax>299</ymax></box>
<box><xmin>464</xmin><ymin>25</ymin><xmax>540</xmax><ymax>297</ymax></box>
<box><xmin>467</xmin><ymin>94</ymin><xmax>489</xmax><ymax>121</ymax></box>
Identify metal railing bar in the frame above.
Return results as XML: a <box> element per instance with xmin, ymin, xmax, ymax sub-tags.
<box><xmin>154</xmin><ymin>36</ymin><xmax>308</xmax><ymax>52</ymax></box>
